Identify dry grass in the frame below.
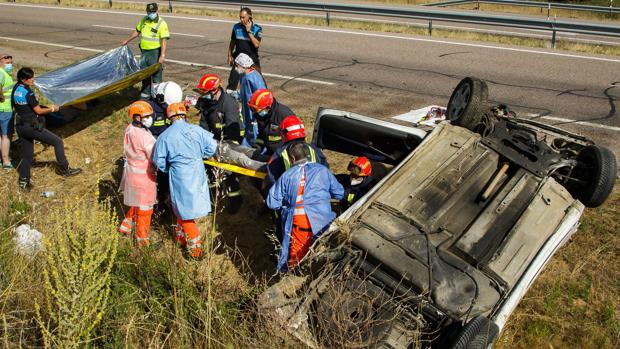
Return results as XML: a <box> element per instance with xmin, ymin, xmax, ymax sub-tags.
<box><xmin>497</xmin><ymin>183</ymin><xmax>620</xmax><ymax>348</ymax></box>
<box><xmin>453</xmin><ymin>3</ymin><xmax>620</xmax><ymax>22</ymax></box>
<box><xmin>7</xmin><ymin>0</ymin><xmax>620</xmax><ymax>56</ymax></box>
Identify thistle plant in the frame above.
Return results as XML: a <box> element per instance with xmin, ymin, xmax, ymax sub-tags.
<box><xmin>35</xmin><ymin>198</ymin><xmax>118</xmax><ymax>349</ymax></box>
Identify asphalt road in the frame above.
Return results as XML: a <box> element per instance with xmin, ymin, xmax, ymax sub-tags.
<box><xmin>1</xmin><ymin>2</ymin><xmax>619</xmax><ymax>157</ymax></box>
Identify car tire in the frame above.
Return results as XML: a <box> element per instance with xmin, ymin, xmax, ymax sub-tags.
<box><xmin>447</xmin><ymin>77</ymin><xmax>488</xmax><ymax>130</ymax></box>
<box><xmin>448</xmin><ymin>316</ymin><xmax>499</xmax><ymax>349</ymax></box>
<box><xmin>447</xmin><ymin>77</ymin><xmax>488</xmax><ymax>131</ymax></box>
<box><xmin>568</xmin><ymin>145</ymin><xmax>616</xmax><ymax>208</ymax></box>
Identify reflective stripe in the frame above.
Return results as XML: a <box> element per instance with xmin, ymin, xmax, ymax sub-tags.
<box><xmin>268</xmin><ymin>135</ymin><xmax>282</xmax><ymax>142</ymax></box>
<box><xmin>253</xmin><ymin>91</ymin><xmax>271</xmax><ymax>108</ymax></box>
<box><xmin>285</xmin><ymin>124</ymin><xmax>304</xmax><ymax>132</ymax></box>
<box><xmin>215</xmin><ymin>122</ymin><xmax>224</xmax><ymax>129</ymax></box>
<box><xmin>227</xmin><ymin>190</ymin><xmax>242</xmax><ymax>197</ymax></box>
<box><xmin>187</xmin><ymin>237</ymin><xmax>202</xmax><ymax>248</ymax></box>
<box><xmin>141</xmin><ymin>36</ymin><xmax>160</xmax><ymax>42</ymax></box>
<box><xmin>309</xmin><ymin>147</ymin><xmax>316</xmax><ymax>162</ymax></box>
<box><xmin>282</xmin><ymin>150</ymin><xmax>291</xmax><ymax>170</ymax></box>
<box><xmin>347</xmin><ymin>193</ymin><xmax>355</xmax><ymax>203</ymax></box>
<box><xmin>127</xmin><ymin>165</ymin><xmax>147</xmax><ymax>174</ymax></box>
<box><xmin>255</xmin><ymin>138</ymin><xmax>264</xmax><ymax>145</ymax></box>
<box><xmin>293</xmin><ymin>207</ymin><xmax>306</xmax><ymax>215</ymax></box>
<box><xmin>153</xmin><ymin>120</ymin><xmax>166</xmax><ymax>126</ymax></box>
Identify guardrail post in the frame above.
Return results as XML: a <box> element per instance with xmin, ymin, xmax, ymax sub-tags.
<box><xmin>547</xmin><ymin>2</ymin><xmax>551</xmax><ymax>20</ymax></box>
<box><xmin>169</xmin><ymin>0</ymin><xmax>173</xmax><ymax>13</ymax></box>
<box><xmin>326</xmin><ymin>11</ymin><xmax>330</xmax><ymax>26</ymax></box>
<box><xmin>551</xmin><ymin>30</ymin><xmax>556</xmax><ymax>49</ymax></box>
<box><xmin>429</xmin><ymin>20</ymin><xmax>433</xmax><ymax>36</ymax></box>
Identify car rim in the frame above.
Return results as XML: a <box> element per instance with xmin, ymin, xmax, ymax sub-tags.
<box><xmin>450</xmin><ymin>83</ymin><xmax>471</xmax><ymax>119</ymax></box>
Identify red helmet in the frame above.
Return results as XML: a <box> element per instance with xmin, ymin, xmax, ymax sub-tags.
<box><xmin>197</xmin><ymin>74</ymin><xmax>221</xmax><ymax>93</ymax></box>
<box><xmin>348</xmin><ymin>156</ymin><xmax>372</xmax><ymax>177</ymax></box>
<box><xmin>248</xmin><ymin>89</ymin><xmax>274</xmax><ymax>111</ymax></box>
<box><xmin>280</xmin><ymin>115</ymin><xmax>305</xmax><ymax>142</ymax></box>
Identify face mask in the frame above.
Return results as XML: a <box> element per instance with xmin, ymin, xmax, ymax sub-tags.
<box><xmin>141</xmin><ymin>116</ymin><xmax>153</xmax><ymax>128</ymax></box>
<box><xmin>257</xmin><ymin>109</ymin><xmax>268</xmax><ymax>117</ymax></box>
<box><xmin>351</xmin><ymin>177</ymin><xmax>364</xmax><ymax>186</ymax></box>
<box><xmin>235</xmin><ymin>67</ymin><xmax>245</xmax><ymax>75</ymax></box>
<box><xmin>3</xmin><ymin>64</ymin><xmax>12</xmax><ymax>73</ymax></box>
<box><xmin>147</xmin><ymin>12</ymin><xmax>157</xmax><ymax>20</ymax></box>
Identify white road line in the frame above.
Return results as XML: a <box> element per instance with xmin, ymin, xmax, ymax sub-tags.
<box><xmin>2</xmin><ymin>3</ymin><xmax>619</xmax><ymax>63</ymax></box>
<box><xmin>0</xmin><ymin>35</ymin><xmax>334</xmax><ymax>85</ymax></box>
<box><xmin>92</xmin><ymin>24</ymin><xmax>206</xmax><ymax>38</ymax></box>
<box><xmin>522</xmin><ymin>113</ymin><xmax>620</xmax><ymax>132</ymax></box>
<box><xmin>539</xmin><ymin>115</ymin><xmax>620</xmax><ymax>132</ymax></box>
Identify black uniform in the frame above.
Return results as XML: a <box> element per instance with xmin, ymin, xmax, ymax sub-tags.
<box><xmin>146</xmin><ymin>100</ymin><xmax>170</xmax><ymax>209</ymax></box>
<box><xmin>336</xmin><ymin>174</ymin><xmax>377</xmax><ymax>211</ymax></box>
<box><xmin>198</xmin><ymin>88</ymin><xmax>244</xmax><ymax>214</ymax></box>
<box><xmin>198</xmin><ymin>87</ymin><xmax>242</xmax><ymax>143</ymax></box>
<box><xmin>12</xmin><ymin>83</ymin><xmax>69</xmax><ymax>183</ymax></box>
<box><xmin>227</xmin><ymin>22</ymin><xmax>263</xmax><ymax>90</ymax></box>
<box><xmin>147</xmin><ymin>100</ymin><xmax>169</xmax><ymax>138</ymax></box>
<box><xmin>256</xmin><ymin>99</ymin><xmax>294</xmax><ymax>155</ymax></box>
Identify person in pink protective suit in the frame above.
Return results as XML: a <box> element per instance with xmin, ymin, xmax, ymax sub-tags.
<box><xmin>118</xmin><ymin>101</ymin><xmax>158</xmax><ymax>247</ymax></box>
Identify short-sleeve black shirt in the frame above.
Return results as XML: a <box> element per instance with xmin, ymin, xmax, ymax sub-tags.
<box><xmin>231</xmin><ymin>22</ymin><xmax>262</xmax><ymax>65</ymax></box>
<box><xmin>12</xmin><ymin>83</ymin><xmax>39</xmax><ymax>124</ymax></box>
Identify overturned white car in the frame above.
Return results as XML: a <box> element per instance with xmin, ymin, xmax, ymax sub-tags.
<box><xmin>259</xmin><ymin>77</ymin><xmax>616</xmax><ymax>349</ymax></box>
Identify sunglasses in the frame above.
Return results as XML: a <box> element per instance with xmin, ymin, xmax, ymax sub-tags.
<box><xmin>0</xmin><ymin>55</ymin><xmax>12</xmax><ymax>60</ymax></box>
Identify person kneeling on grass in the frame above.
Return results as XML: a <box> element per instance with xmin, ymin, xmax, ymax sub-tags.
<box><xmin>118</xmin><ymin>101</ymin><xmax>157</xmax><ymax>247</ymax></box>
<box><xmin>153</xmin><ymin>102</ymin><xmax>218</xmax><ymax>259</ymax></box>
<box><xmin>266</xmin><ymin>142</ymin><xmax>344</xmax><ymax>272</ymax></box>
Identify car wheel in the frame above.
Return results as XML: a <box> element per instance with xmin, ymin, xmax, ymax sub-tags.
<box><xmin>447</xmin><ymin>77</ymin><xmax>488</xmax><ymax>131</ymax></box>
<box><xmin>567</xmin><ymin>145</ymin><xmax>616</xmax><ymax>208</ymax></box>
<box><xmin>449</xmin><ymin>316</ymin><xmax>499</xmax><ymax>349</ymax></box>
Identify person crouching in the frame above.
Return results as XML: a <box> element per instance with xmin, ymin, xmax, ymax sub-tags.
<box><xmin>153</xmin><ymin>102</ymin><xmax>218</xmax><ymax>259</ymax></box>
<box><xmin>118</xmin><ymin>101</ymin><xmax>157</xmax><ymax>247</ymax></box>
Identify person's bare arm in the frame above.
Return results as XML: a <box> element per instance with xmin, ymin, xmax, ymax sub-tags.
<box><xmin>122</xmin><ymin>30</ymin><xmax>140</xmax><ymax>45</ymax></box>
<box><xmin>33</xmin><ymin>104</ymin><xmax>58</xmax><ymax>115</ymax></box>
<box><xmin>247</xmin><ymin>30</ymin><xmax>261</xmax><ymax>48</ymax></box>
<box><xmin>228</xmin><ymin>38</ymin><xmax>236</xmax><ymax>66</ymax></box>
<box><xmin>158</xmin><ymin>38</ymin><xmax>168</xmax><ymax>64</ymax></box>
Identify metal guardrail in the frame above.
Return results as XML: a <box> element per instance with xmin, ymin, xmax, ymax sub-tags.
<box><xmin>428</xmin><ymin>0</ymin><xmax>620</xmax><ymax>15</ymax></box>
<box><xmin>46</xmin><ymin>0</ymin><xmax>620</xmax><ymax>47</ymax></box>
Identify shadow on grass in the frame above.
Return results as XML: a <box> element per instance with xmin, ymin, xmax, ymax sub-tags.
<box><xmin>48</xmin><ymin>87</ymin><xmax>141</xmax><ymax>139</ymax></box>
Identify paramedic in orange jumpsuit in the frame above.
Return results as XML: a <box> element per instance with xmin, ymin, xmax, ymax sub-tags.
<box><xmin>118</xmin><ymin>101</ymin><xmax>158</xmax><ymax>247</ymax></box>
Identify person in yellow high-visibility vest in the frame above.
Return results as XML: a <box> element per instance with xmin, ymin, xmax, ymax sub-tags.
<box><xmin>121</xmin><ymin>3</ymin><xmax>170</xmax><ymax>100</ymax></box>
<box><xmin>0</xmin><ymin>52</ymin><xmax>14</xmax><ymax>168</ymax></box>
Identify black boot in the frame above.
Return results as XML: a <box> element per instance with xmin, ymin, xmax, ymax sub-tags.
<box><xmin>18</xmin><ymin>178</ymin><xmax>33</xmax><ymax>192</ymax></box>
<box><xmin>57</xmin><ymin>165</ymin><xmax>82</xmax><ymax>177</ymax></box>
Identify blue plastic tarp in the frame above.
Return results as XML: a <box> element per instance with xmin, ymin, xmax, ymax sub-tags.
<box><xmin>34</xmin><ymin>46</ymin><xmax>160</xmax><ymax>106</ymax></box>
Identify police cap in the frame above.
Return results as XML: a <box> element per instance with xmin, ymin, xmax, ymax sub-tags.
<box><xmin>146</xmin><ymin>2</ymin><xmax>158</xmax><ymax>12</ymax></box>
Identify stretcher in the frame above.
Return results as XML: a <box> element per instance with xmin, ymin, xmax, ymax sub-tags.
<box><xmin>204</xmin><ymin>159</ymin><xmax>266</xmax><ymax>179</ymax></box>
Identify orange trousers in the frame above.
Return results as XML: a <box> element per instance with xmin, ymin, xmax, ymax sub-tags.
<box><xmin>118</xmin><ymin>206</ymin><xmax>153</xmax><ymax>247</ymax></box>
<box><xmin>175</xmin><ymin>219</ymin><xmax>203</xmax><ymax>258</ymax></box>
<box><xmin>288</xmin><ymin>214</ymin><xmax>313</xmax><ymax>269</ymax></box>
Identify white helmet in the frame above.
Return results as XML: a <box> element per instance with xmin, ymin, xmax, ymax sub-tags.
<box><xmin>152</xmin><ymin>81</ymin><xmax>183</xmax><ymax>105</ymax></box>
